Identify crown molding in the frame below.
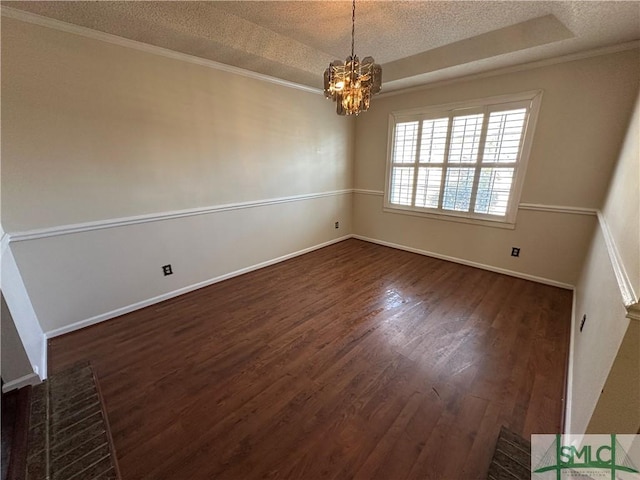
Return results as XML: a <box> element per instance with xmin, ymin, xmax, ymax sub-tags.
<box><xmin>0</xmin><ymin>6</ymin><xmax>322</xmax><ymax>95</ymax></box>
<box><xmin>379</xmin><ymin>40</ymin><xmax>640</xmax><ymax>99</ymax></box>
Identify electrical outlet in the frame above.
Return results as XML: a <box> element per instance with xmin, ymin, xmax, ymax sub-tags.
<box><xmin>580</xmin><ymin>314</ymin><xmax>587</xmax><ymax>332</ymax></box>
<box><xmin>335</xmin><ymin>221</ymin><xmax>340</xmax><ymax>229</ymax></box>
<box><xmin>162</xmin><ymin>264</ymin><xmax>173</xmax><ymax>276</ymax></box>
<box><xmin>511</xmin><ymin>247</ymin><xmax>520</xmax><ymax>257</ymax></box>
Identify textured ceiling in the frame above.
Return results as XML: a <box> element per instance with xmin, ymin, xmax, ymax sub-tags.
<box><xmin>2</xmin><ymin>1</ymin><xmax>639</xmax><ymax>92</ymax></box>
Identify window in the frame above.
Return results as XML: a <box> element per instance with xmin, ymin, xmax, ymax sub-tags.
<box><xmin>385</xmin><ymin>91</ymin><xmax>542</xmax><ymax>227</ymax></box>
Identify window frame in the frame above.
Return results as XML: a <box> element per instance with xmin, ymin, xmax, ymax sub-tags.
<box><xmin>383</xmin><ymin>90</ymin><xmax>543</xmax><ymax>228</ymax></box>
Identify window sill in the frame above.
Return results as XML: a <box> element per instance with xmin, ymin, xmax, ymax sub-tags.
<box><xmin>382</xmin><ymin>205</ymin><xmax>516</xmax><ymax>230</ymax></box>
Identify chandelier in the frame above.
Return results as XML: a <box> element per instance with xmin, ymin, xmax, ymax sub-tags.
<box><xmin>323</xmin><ymin>0</ymin><xmax>382</xmax><ymax>116</ymax></box>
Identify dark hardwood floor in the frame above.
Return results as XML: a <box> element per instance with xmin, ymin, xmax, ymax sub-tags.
<box><xmin>48</xmin><ymin>239</ymin><xmax>571</xmax><ymax>479</ymax></box>
<box><xmin>1</xmin><ymin>385</ymin><xmax>30</xmax><ymax>480</ymax></box>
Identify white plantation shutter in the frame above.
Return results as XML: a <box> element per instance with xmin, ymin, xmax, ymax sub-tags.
<box><xmin>474</xmin><ymin>168</ymin><xmax>514</xmax><ymax>216</ymax></box>
<box><xmin>483</xmin><ymin>109</ymin><xmax>526</xmax><ymax>163</ymax></box>
<box><xmin>447</xmin><ymin>114</ymin><xmax>483</xmax><ymax>164</ymax></box>
<box><xmin>419</xmin><ymin>118</ymin><xmax>448</xmax><ymax>163</ymax></box>
<box><xmin>442</xmin><ymin>113</ymin><xmax>483</xmax><ymax>213</ymax></box>
<box><xmin>414</xmin><ymin>117</ymin><xmax>448</xmax><ymax>208</ymax></box>
<box><xmin>385</xmin><ymin>92</ymin><xmax>541</xmax><ymax>225</ymax></box>
<box><xmin>443</xmin><ymin>167</ymin><xmax>475</xmax><ymax>212</ymax></box>
<box><xmin>415</xmin><ymin>167</ymin><xmax>442</xmax><ymax>209</ymax></box>
<box><xmin>390</xmin><ymin>167</ymin><xmax>414</xmax><ymax>205</ymax></box>
<box><xmin>393</xmin><ymin>121</ymin><xmax>419</xmax><ymax>163</ymax></box>
<box><xmin>389</xmin><ymin>121</ymin><xmax>419</xmax><ymax>205</ymax></box>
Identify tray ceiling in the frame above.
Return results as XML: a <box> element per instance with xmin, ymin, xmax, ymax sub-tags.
<box><xmin>2</xmin><ymin>1</ymin><xmax>639</xmax><ymax>92</ymax></box>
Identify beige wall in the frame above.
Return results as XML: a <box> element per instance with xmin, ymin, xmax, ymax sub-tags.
<box><xmin>2</xmin><ymin>18</ymin><xmax>353</xmax><ymax>231</ymax></box>
<box><xmin>571</xmin><ymin>93</ymin><xmax>640</xmax><ymax>434</ymax></box>
<box><xmin>587</xmin><ymin>320</ymin><xmax>640</xmax><ymax>433</ymax></box>
<box><xmin>602</xmin><ymin>92</ymin><xmax>640</xmax><ymax>297</ymax></box>
<box><xmin>1</xmin><ymin>18</ymin><xmax>354</xmax><ymax>335</ymax></box>
<box><xmin>570</xmin><ymin>229</ymin><xmax>631</xmax><ymax>433</ymax></box>
<box><xmin>353</xmin><ymin>49</ymin><xmax>639</xmax><ymax>286</ymax></box>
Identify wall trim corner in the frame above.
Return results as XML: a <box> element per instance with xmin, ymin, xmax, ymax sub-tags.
<box><xmin>597</xmin><ymin>211</ymin><xmax>638</xmax><ymax>307</ymax></box>
<box><xmin>626</xmin><ymin>302</ymin><xmax>640</xmax><ymax>322</ymax></box>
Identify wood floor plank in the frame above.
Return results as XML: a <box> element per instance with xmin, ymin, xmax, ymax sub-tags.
<box><xmin>48</xmin><ymin>239</ymin><xmax>571</xmax><ymax>479</ymax></box>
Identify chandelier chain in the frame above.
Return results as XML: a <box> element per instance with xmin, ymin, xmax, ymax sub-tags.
<box><xmin>351</xmin><ymin>0</ymin><xmax>355</xmax><ymax>59</ymax></box>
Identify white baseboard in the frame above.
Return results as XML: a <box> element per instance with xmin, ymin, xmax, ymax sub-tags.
<box><xmin>352</xmin><ymin>235</ymin><xmax>574</xmax><ymax>290</ymax></box>
<box><xmin>46</xmin><ymin>233</ymin><xmax>574</xmax><ymax>341</ymax></box>
<box><xmin>46</xmin><ymin>235</ymin><xmax>352</xmax><ymax>338</ymax></box>
<box><xmin>2</xmin><ymin>372</ymin><xmax>41</xmax><ymax>393</ymax></box>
